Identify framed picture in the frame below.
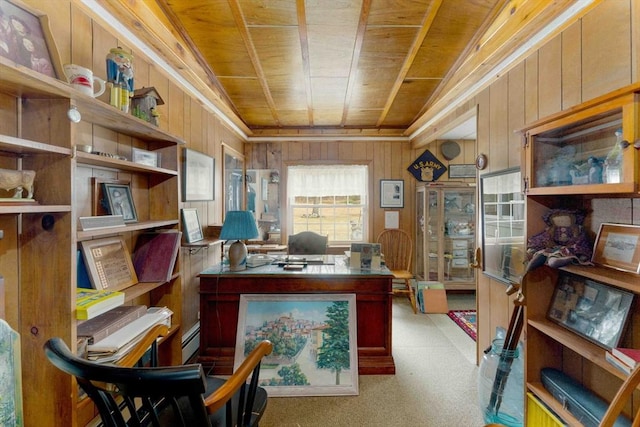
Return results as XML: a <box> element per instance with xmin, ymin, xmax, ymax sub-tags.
<box><xmin>223</xmin><ymin>145</ymin><xmax>244</xmax><ymax>214</ymax></box>
<box><xmin>547</xmin><ymin>271</ymin><xmax>634</xmax><ymax>350</ymax></box>
<box><xmin>131</xmin><ymin>147</ymin><xmax>160</xmax><ymax>167</ymax></box>
<box><xmin>592</xmin><ymin>223</ymin><xmax>640</xmax><ymax>273</ymax></box>
<box><xmin>449</xmin><ymin>164</ymin><xmax>476</xmax><ymax>179</ymax></box>
<box><xmin>183</xmin><ymin>148</ymin><xmax>214</xmax><ymax>201</ymax></box>
<box><xmin>102</xmin><ymin>182</ymin><xmax>138</xmax><ymax>223</ymax></box>
<box><xmin>181</xmin><ymin>208</ymin><xmax>204</xmax><ymax>243</ymax></box>
<box><xmin>80</xmin><ymin>237</ymin><xmax>138</xmax><ymax>291</ymax></box>
<box><xmin>235</xmin><ymin>294</ymin><xmax>359</xmax><ymax>397</ymax></box>
<box><xmin>480</xmin><ymin>168</ymin><xmax>525</xmax><ymax>285</ymax></box>
<box><xmin>380</xmin><ymin>179</ymin><xmax>403</xmax><ymax>208</ymax></box>
<box><xmin>0</xmin><ymin>0</ymin><xmax>63</xmax><ymax>79</ymax></box>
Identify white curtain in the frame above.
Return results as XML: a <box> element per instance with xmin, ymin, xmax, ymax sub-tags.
<box><xmin>288</xmin><ymin>165</ymin><xmax>368</xmax><ymax>198</ymax></box>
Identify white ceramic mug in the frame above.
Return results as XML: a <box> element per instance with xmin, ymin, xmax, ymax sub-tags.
<box><xmin>63</xmin><ymin>64</ymin><xmax>106</xmax><ymax>98</ymax></box>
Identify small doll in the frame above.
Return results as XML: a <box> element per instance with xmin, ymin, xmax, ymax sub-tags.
<box><xmin>526</xmin><ymin>209</ymin><xmax>593</xmax><ymax>272</ymax></box>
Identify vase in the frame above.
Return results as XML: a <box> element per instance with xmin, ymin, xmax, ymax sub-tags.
<box><xmin>477</xmin><ymin>338</ymin><xmax>524</xmax><ymax>427</ymax></box>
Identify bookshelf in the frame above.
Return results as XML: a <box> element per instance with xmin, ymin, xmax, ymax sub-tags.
<box><xmin>0</xmin><ymin>56</ymin><xmax>184</xmax><ymax>426</ymax></box>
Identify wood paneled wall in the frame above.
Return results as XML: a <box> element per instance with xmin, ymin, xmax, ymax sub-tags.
<box><xmin>437</xmin><ymin>0</ymin><xmax>639</xmax><ymax>363</ymax></box>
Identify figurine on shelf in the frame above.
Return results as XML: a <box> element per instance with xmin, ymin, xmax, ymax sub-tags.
<box><xmin>106</xmin><ymin>47</ymin><xmax>134</xmax><ymax>112</ymax></box>
<box><xmin>0</xmin><ymin>168</ymin><xmax>35</xmax><ymax>199</ymax></box>
<box><xmin>587</xmin><ymin>156</ymin><xmax>603</xmax><ymax>184</ymax></box>
<box><xmin>525</xmin><ymin>208</ymin><xmax>592</xmax><ymax>272</ymax></box>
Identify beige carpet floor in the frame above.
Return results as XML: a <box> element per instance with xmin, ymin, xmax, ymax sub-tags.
<box><xmin>260</xmin><ymin>293</ymin><xmax>485</xmax><ymax>427</ymax></box>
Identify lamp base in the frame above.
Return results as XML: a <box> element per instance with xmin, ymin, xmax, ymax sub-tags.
<box><xmin>228</xmin><ymin>240</ymin><xmax>248</xmax><ymax>271</ymax></box>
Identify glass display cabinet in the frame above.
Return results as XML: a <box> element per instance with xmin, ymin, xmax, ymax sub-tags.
<box><xmin>523</xmin><ymin>88</ymin><xmax>640</xmax><ymax>196</ymax></box>
<box><xmin>415</xmin><ymin>184</ymin><xmax>476</xmax><ymax>290</ymax></box>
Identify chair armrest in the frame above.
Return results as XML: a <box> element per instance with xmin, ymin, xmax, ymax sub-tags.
<box><xmin>204</xmin><ymin>340</ymin><xmax>273</xmax><ymax>414</ymax></box>
<box><xmin>116</xmin><ymin>324</ymin><xmax>169</xmax><ymax>368</ymax></box>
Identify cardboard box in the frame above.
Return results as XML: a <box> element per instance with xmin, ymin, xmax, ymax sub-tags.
<box><xmin>416</xmin><ymin>281</ymin><xmax>448</xmax><ymax>313</ymax></box>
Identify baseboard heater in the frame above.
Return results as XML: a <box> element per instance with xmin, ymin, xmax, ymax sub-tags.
<box><xmin>181</xmin><ymin>322</ymin><xmax>200</xmax><ymax>364</ymax></box>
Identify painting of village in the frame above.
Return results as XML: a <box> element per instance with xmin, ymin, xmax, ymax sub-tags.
<box><xmin>235</xmin><ymin>294</ymin><xmax>359</xmax><ymax>396</ymax></box>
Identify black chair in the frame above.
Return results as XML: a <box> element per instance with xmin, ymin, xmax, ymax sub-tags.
<box><xmin>287</xmin><ymin>231</ymin><xmax>328</xmax><ymax>255</ymax></box>
<box><xmin>44</xmin><ymin>329</ymin><xmax>273</xmax><ymax>427</ymax></box>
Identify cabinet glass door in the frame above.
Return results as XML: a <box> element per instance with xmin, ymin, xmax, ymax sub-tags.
<box><xmin>426</xmin><ymin>190</ymin><xmax>440</xmax><ymax>281</ymax></box>
<box><xmin>443</xmin><ymin>189</ymin><xmax>475</xmax><ymax>284</ymax></box>
<box><xmin>415</xmin><ymin>187</ymin><xmax>425</xmax><ymax>280</ymax></box>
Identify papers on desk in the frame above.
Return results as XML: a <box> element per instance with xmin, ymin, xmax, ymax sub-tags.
<box><xmin>349</xmin><ymin>243</ymin><xmax>382</xmax><ymax>270</ymax></box>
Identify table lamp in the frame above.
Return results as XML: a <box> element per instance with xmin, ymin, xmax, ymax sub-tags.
<box><xmin>220</xmin><ymin>211</ymin><xmax>259</xmax><ymax>271</ymax></box>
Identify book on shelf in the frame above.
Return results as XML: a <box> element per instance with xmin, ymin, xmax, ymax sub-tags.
<box><xmin>612</xmin><ymin>347</ymin><xmax>640</xmax><ymax>368</ymax></box>
<box><xmin>605</xmin><ymin>350</ymin><xmax>634</xmax><ymax>375</ymax></box>
<box><xmin>76</xmin><ymin>288</ymin><xmax>125</xmax><ymax>320</ymax></box>
<box><xmin>77</xmin><ymin>305</ymin><xmax>147</xmax><ymax>344</ymax></box>
<box><xmin>87</xmin><ymin>307</ymin><xmax>173</xmax><ymax>363</ymax></box>
<box><xmin>132</xmin><ymin>230</ymin><xmax>182</xmax><ymax>283</ymax></box>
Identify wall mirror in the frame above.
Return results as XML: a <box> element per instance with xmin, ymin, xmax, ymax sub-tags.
<box><xmin>246</xmin><ymin>169</ymin><xmax>280</xmax><ymax>242</ymax></box>
<box><xmin>223</xmin><ymin>146</ymin><xmax>245</xmax><ymax>216</ymax></box>
<box><xmin>480</xmin><ymin>167</ymin><xmax>525</xmax><ymax>284</ymax></box>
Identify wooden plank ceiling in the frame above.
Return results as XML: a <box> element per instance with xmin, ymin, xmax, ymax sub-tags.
<box><xmin>131</xmin><ymin>0</ymin><xmax>580</xmax><ymax>137</ymax></box>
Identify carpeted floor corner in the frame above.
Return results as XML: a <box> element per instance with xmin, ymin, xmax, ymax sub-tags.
<box><xmin>260</xmin><ymin>294</ymin><xmax>484</xmax><ymax>427</ymax></box>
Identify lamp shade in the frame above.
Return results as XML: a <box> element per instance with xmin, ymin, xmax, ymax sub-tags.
<box><xmin>220</xmin><ymin>211</ymin><xmax>259</xmax><ymax>241</ymax></box>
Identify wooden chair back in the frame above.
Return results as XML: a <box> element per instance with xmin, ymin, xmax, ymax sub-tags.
<box><xmin>600</xmin><ymin>364</ymin><xmax>640</xmax><ymax>427</ymax></box>
<box><xmin>44</xmin><ymin>334</ymin><xmax>273</xmax><ymax>427</ymax></box>
<box><xmin>376</xmin><ymin>228</ymin><xmax>412</xmax><ymax>271</ymax></box>
<box><xmin>288</xmin><ymin>231</ymin><xmax>328</xmax><ymax>255</ymax></box>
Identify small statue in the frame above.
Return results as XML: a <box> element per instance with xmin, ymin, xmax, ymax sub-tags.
<box><xmin>587</xmin><ymin>156</ymin><xmax>603</xmax><ymax>183</ymax></box>
<box><xmin>0</xmin><ymin>168</ymin><xmax>35</xmax><ymax>199</ymax></box>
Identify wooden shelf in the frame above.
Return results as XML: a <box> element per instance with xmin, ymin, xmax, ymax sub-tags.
<box><xmin>122</xmin><ymin>273</ymin><xmax>180</xmax><ymax>302</ymax></box>
<box><xmin>75</xmin><ymin>151</ymin><xmax>178</xmax><ymax>176</ymax></box>
<box><xmin>528</xmin><ymin>317</ymin><xmax>628</xmax><ymax>382</ymax></box>
<box><xmin>0</xmin><ymin>204</ymin><xmax>71</xmax><ymax>214</ymax></box>
<box><xmin>77</xmin><ymin>219</ymin><xmax>179</xmax><ymax>240</ymax></box>
<box><xmin>527</xmin><ymin>382</ymin><xmax>582</xmax><ymax>425</ymax></box>
<box><xmin>0</xmin><ymin>134</ymin><xmax>72</xmax><ymax>156</ymax></box>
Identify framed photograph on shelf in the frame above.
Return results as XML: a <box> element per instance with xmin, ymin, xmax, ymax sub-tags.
<box><xmin>181</xmin><ymin>208</ymin><xmax>204</xmax><ymax>243</ymax></box>
<box><xmin>547</xmin><ymin>271</ymin><xmax>634</xmax><ymax>350</ymax></box>
<box><xmin>80</xmin><ymin>237</ymin><xmax>138</xmax><ymax>291</ymax></box>
<box><xmin>235</xmin><ymin>293</ymin><xmax>359</xmax><ymax>397</ymax></box>
<box><xmin>131</xmin><ymin>147</ymin><xmax>160</xmax><ymax>167</ymax></box>
<box><xmin>102</xmin><ymin>182</ymin><xmax>137</xmax><ymax>223</ymax></box>
<box><xmin>183</xmin><ymin>148</ymin><xmax>214</xmax><ymax>201</ymax></box>
<box><xmin>0</xmin><ymin>0</ymin><xmax>63</xmax><ymax>79</ymax></box>
<box><xmin>592</xmin><ymin>223</ymin><xmax>640</xmax><ymax>273</ymax></box>
<box><xmin>380</xmin><ymin>179</ymin><xmax>403</xmax><ymax>208</ymax></box>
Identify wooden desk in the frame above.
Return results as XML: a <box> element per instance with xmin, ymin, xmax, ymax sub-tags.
<box><xmin>198</xmin><ymin>256</ymin><xmax>395</xmax><ymax>375</ymax></box>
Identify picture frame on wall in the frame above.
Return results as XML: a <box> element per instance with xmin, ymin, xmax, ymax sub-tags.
<box><xmin>183</xmin><ymin>148</ymin><xmax>214</xmax><ymax>202</ymax></box>
<box><xmin>102</xmin><ymin>182</ymin><xmax>138</xmax><ymax>223</ymax></box>
<box><xmin>235</xmin><ymin>293</ymin><xmax>359</xmax><ymax>397</ymax></box>
<box><xmin>181</xmin><ymin>208</ymin><xmax>204</xmax><ymax>243</ymax></box>
<box><xmin>0</xmin><ymin>0</ymin><xmax>64</xmax><ymax>79</ymax></box>
<box><xmin>380</xmin><ymin>179</ymin><xmax>404</xmax><ymax>208</ymax></box>
<box><xmin>547</xmin><ymin>271</ymin><xmax>634</xmax><ymax>350</ymax></box>
<box><xmin>592</xmin><ymin>223</ymin><xmax>640</xmax><ymax>274</ymax></box>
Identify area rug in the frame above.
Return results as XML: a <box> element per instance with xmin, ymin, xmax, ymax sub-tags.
<box><xmin>448</xmin><ymin>310</ymin><xmax>477</xmax><ymax>341</ymax></box>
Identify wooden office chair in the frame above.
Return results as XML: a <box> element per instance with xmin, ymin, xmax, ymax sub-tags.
<box><xmin>288</xmin><ymin>231</ymin><xmax>328</xmax><ymax>255</ymax></box>
<box><xmin>599</xmin><ymin>364</ymin><xmax>640</xmax><ymax>426</ymax></box>
<box><xmin>377</xmin><ymin>228</ymin><xmax>417</xmax><ymax>314</ymax></box>
<box><xmin>44</xmin><ymin>328</ymin><xmax>273</xmax><ymax>427</ymax></box>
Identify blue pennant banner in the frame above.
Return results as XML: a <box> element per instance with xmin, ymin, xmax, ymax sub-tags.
<box><xmin>407</xmin><ymin>149</ymin><xmax>447</xmax><ymax>182</ymax></box>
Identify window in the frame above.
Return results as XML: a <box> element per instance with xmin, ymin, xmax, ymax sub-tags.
<box><xmin>287</xmin><ymin>165</ymin><xmax>368</xmax><ymax>244</ymax></box>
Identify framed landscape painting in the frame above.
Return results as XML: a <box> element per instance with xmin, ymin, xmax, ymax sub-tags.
<box><xmin>235</xmin><ymin>294</ymin><xmax>358</xmax><ymax>397</ymax></box>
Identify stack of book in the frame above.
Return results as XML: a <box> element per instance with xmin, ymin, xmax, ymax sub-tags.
<box><xmin>605</xmin><ymin>347</ymin><xmax>640</xmax><ymax>374</ymax></box>
<box><xmin>86</xmin><ymin>306</ymin><xmax>173</xmax><ymax>364</ymax></box>
<box><xmin>76</xmin><ymin>288</ymin><xmax>125</xmax><ymax>320</ymax></box>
